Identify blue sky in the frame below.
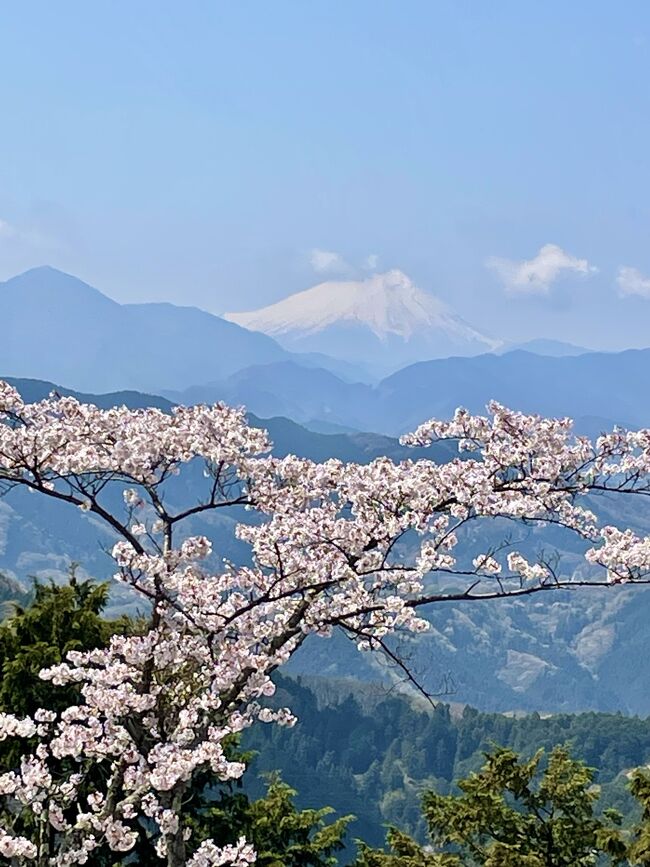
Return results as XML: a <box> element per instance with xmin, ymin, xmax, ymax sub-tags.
<box><xmin>1</xmin><ymin>1</ymin><xmax>650</xmax><ymax>349</ymax></box>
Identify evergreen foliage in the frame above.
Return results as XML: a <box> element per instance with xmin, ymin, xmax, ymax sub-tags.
<box><xmin>355</xmin><ymin>747</ymin><xmax>629</xmax><ymax>866</ymax></box>
<box><xmin>201</xmin><ymin>774</ymin><xmax>352</xmax><ymax>866</ymax></box>
<box><xmin>625</xmin><ymin>771</ymin><xmax>650</xmax><ymax>865</ymax></box>
<box><xmin>0</xmin><ymin>569</ymin><xmax>130</xmax><ymax>718</ymax></box>
<box><xmin>245</xmin><ymin>677</ymin><xmax>650</xmax><ymax>847</ymax></box>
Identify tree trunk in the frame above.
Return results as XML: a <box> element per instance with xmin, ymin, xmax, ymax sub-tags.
<box><xmin>165</xmin><ymin>786</ymin><xmax>186</xmax><ymax>867</ymax></box>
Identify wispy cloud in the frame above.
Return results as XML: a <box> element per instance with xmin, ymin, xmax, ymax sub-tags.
<box><xmin>616</xmin><ymin>265</ymin><xmax>650</xmax><ymax>298</ymax></box>
<box><xmin>309</xmin><ymin>248</ymin><xmax>384</xmax><ymax>277</ymax></box>
<box><xmin>0</xmin><ymin>217</ymin><xmax>57</xmax><ymax>248</ymax></box>
<box><xmin>486</xmin><ymin>243</ymin><xmax>597</xmax><ymax>295</ymax></box>
<box><xmin>309</xmin><ymin>248</ymin><xmax>350</xmax><ymax>274</ymax></box>
<box><xmin>0</xmin><ymin>219</ymin><xmax>16</xmax><ymax>238</ymax></box>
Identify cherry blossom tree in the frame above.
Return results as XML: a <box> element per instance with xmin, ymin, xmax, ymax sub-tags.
<box><xmin>0</xmin><ymin>379</ymin><xmax>649</xmax><ymax>865</ymax></box>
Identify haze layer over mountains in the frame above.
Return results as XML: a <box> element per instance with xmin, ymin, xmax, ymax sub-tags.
<box><xmin>0</xmin><ymin>265</ymin><xmax>637</xmax><ymax>439</ymax></box>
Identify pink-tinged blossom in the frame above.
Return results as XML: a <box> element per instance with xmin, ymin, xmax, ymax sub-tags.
<box><xmin>2</xmin><ymin>386</ymin><xmax>650</xmax><ymax>863</ymax></box>
<box><xmin>0</xmin><ymin>831</ymin><xmax>37</xmax><ymax>860</ymax></box>
<box><xmin>186</xmin><ymin>838</ymin><xmax>256</xmax><ymax>867</ymax></box>
<box><xmin>0</xmin><ymin>714</ymin><xmax>36</xmax><ymax>741</ymax></box>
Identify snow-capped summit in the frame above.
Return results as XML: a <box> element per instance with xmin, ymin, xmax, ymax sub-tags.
<box><xmin>227</xmin><ymin>269</ymin><xmax>468</xmax><ymax>339</ymax></box>
<box><xmin>225</xmin><ymin>270</ymin><xmax>500</xmax><ymax>375</ymax></box>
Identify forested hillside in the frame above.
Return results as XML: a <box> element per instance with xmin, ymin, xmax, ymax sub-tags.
<box><xmin>245</xmin><ymin>675</ymin><xmax>650</xmax><ymax>849</ymax></box>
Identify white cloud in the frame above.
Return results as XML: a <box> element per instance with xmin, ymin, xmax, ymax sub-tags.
<box><xmin>486</xmin><ymin>243</ymin><xmax>597</xmax><ymax>295</ymax></box>
<box><xmin>363</xmin><ymin>253</ymin><xmax>379</xmax><ymax>271</ymax></box>
<box><xmin>309</xmin><ymin>248</ymin><xmax>350</xmax><ymax>274</ymax></box>
<box><xmin>616</xmin><ymin>265</ymin><xmax>650</xmax><ymax>298</ymax></box>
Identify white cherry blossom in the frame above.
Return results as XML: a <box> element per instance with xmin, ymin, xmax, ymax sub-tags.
<box><xmin>1</xmin><ymin>384</ymin><xmax>650</xmax><ymax>864</ymax></box>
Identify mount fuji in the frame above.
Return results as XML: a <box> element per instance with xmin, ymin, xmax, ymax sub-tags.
<box><xmin>224</xmin><ymin>269</ymin><xmax>501</xmax><ymax>375</ymax></box>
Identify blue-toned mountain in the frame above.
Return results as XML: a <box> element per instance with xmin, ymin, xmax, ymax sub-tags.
<box><xmin>170</xmin><ymin>348</ymin><xmax>650</xmax><ymax>438</ymax></box>
<box><xmin>0</xmin><ymin>267</ymin><xmax>293</xmax><ymax>393</ymax></box>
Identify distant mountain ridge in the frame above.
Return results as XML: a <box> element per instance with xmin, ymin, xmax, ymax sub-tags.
<box><xmin>4</xmin><ymin>266</ymin><xmax>648</xmax><ymax>441</ymax></box>
<box><xmin>0</xmin><ymin>266</ymin><xmax>370</xmax><ymax>392</ymax></box>
<box><xmin>167</xmin><ymin>347</ymin><xmax>650</xmax><ymax>438</ymax></box>
<box><xmin>0</xmin><ymin>266</ymin><xmax>296</xmax><ymax>393</ymax></box>
<box><xmin>225</xmin><ymin>269</ymin><xmax>500</xmax><ymax>373</ymax></box>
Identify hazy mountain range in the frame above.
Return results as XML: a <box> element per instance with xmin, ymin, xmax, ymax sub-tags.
<box><xmin>4</xmin><ymin>264</ymin><xmax>631</xmax><ymax>446</ymax></box>
<box><xmin>0</xmin><ymin>267</ymin><xmax>638</xmax><ymax>439</ymax></box>
<box><xmin>2</xmin><ymin>265</ymin><xmax>588</xmax><ymax>395</ymax></box>
<box><xmin>0</xmin><ymin>266</ymin><xmax>295</xmax><ymax>392</ymax></box>
<box><xmin>166</xmin><ymin>348</ymin><xmax>650</xmax><ymax>439</ymax></box>
<box><xmin>0</xmin><ymin>266</ymin><xmax>501</xmax><ymax>392</ymax></box>
<box><xmin>0</xmin><ymin>266</ymin><xmax>373</xmax><ymax>392</ymax></box>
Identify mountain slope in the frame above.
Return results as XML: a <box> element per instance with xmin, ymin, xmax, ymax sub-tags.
<box><xmin>376</xmin><ymin>349</ymin><xmax>648</xmax><ymax>434</ymax></box>
<box><xmin>163</xmin><ymin>361</ymin><xmax>377</xmax><ymax>431</ymax></box>
<box><xmin>0</xmin><ymin>267</ymin><xmax>292</xmax><ymax>393</ymax></box>
<box><xmin>244</xmin><ymin>673</ymin><xmax>650</xmax><ymax>848</ymax></box>
<box><xmin>225</xmin><ymin>269</ymin><xmax>500</xmax><ymax>373</ymax></box>
<box><xmin>171</xmin><ymin>348</ymin><xmax>650</xmax><ymax>437</ymax></box>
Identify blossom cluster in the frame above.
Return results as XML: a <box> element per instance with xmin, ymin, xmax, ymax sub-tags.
<box><xmin>1</xmin><ymin>382</ymin><xmax>650</xmax><ymax>863</ymax></box>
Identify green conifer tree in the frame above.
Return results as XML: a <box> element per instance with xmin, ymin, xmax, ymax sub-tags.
<box><xmin>353</xmin><ymin>746</ymin><xmax>629</xmax><ymax>867</ymax></box>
